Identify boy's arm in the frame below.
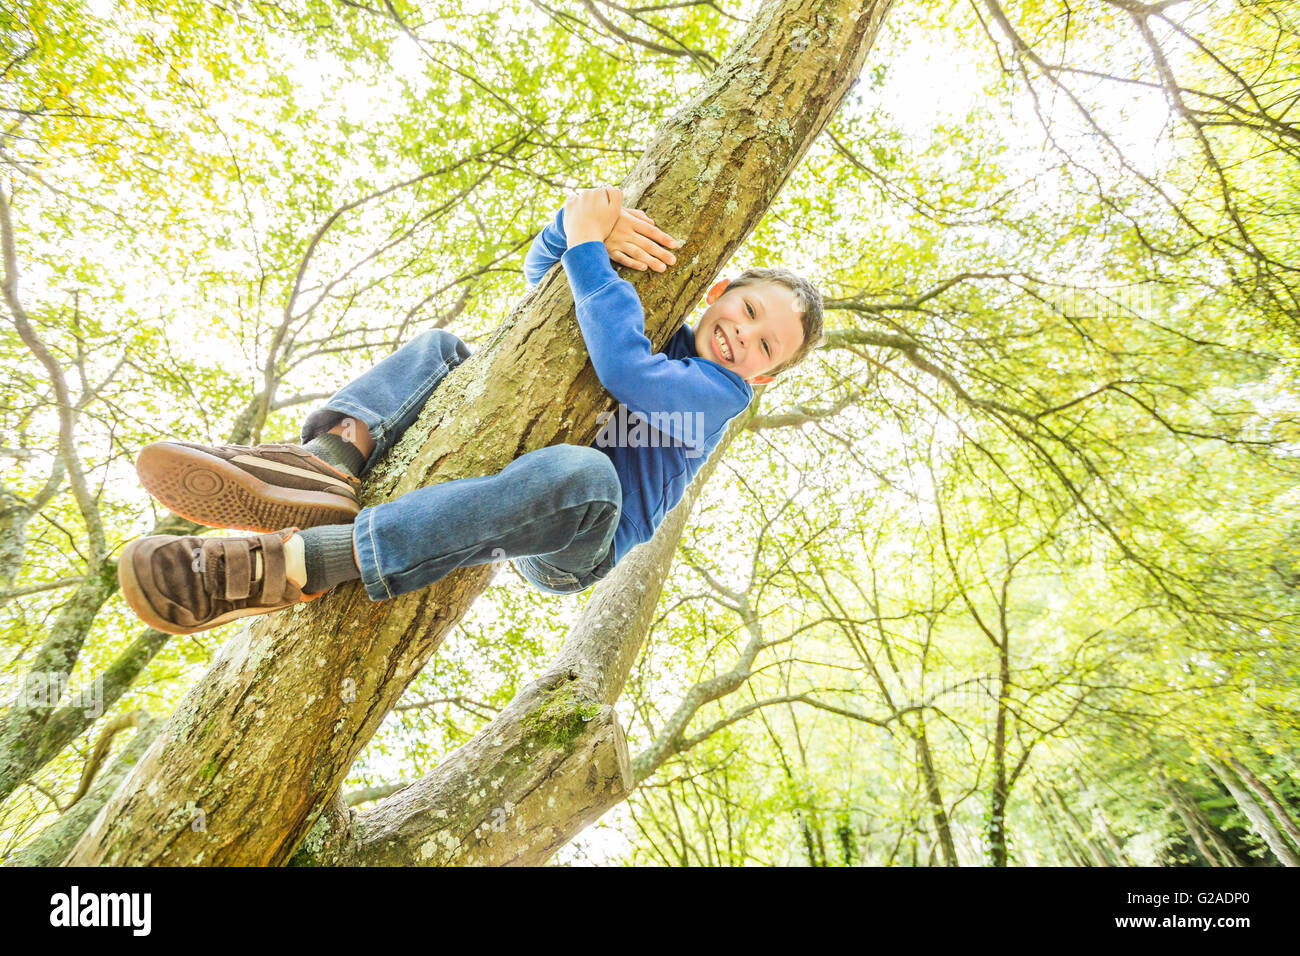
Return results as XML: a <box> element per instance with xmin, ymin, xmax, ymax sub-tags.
<box><xmin>562</xmin><ymin>240</ymin><xmax>752</xmax><ymax>448</ymax></box>
<box><xmin>523</xmin><ymin>207</ymin><xmax>570</xmax><ymax>288</ymax></box>
<box><xmin>524</xmin><ymin>203</ymin><xmax>679</xmax><ymax>288</ymax></box>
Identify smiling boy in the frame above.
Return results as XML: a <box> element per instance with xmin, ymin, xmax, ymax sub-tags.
<box><xmin>117</xmin><ymin>186</ymin><xmax>824</xmax><ymax>634</ymax></box>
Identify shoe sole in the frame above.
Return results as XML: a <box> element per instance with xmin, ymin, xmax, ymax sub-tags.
<box><xmin>136</xmin><ymin>443</ymin><xmax>360</xmax><ymax>533</ymax></box>
<box><xmin>117</xmin><ymin>537</ymin><xmax>307</xmax><ymax>635</ymax></box>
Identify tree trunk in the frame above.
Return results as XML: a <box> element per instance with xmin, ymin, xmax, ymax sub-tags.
<box><xmin>7</xmin><ymin>713</ymin><xmax>160</xmax><ymax>867</ymax></box>
<box><xmin>1159</xmin><ymin>770</ymin><xmax>1220</xmax><ymax>867</ymax></box>
<box><xmin>63</xmin><ymin>0</ymin><xmax>895</xmax><ymax>867</ymax></box>
<box><xmin>986</xmin><ymin>642</ymin><xmax>1010</xmax><ymax>866</ymax></box>
<box><xmin>1093</xmin><ymin>810</ymin><xmax>1130</xmax><ymax>866</ymax></box>
<box><xmin>0</xmin><ymin>625</ymin><xmax>176</xmax><ymax>805</ymax></box>
<box><xmin>1183</xmin><ymin>776</ymin><xmax>1245</xmax><ymax>867</ymax></box>
<box><xmin>1049</xmin><ymin>784</ymin><xmax>1110</xmax><ymax>867</ymax></box>
<box><xmin>1071</xmin><ymin>767</ymin><xmax>1130</xmax><ymax>865</ymax></box>
<box><xmin>343</xmin><ymin>782</ymin><xmax>412</xmax><ymax>807</ymax></box>
<box><xmin>1229</xmin><ymin>755</ymin><xmax>1300</xmax><ymax>854</ymax></box>
<box><xmin>1033</xmin><ymin>784</ymin><xmax>1086</xmax><ymax>867</ymax></box>
<box><xmin>1206</xmin><ymin>755</ymin><xmax>1300</xmax><ymax>866</ymax></box>
<box><xmin>914</xmin><ymin>716</ymin><xmax>958</xmax><ymax>866</ymax></box>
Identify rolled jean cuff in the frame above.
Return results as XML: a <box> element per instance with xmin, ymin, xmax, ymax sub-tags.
<box><xmin>353</xmin><ymin>506</ymin><xmax>395</xmax><ymax>602</ymax></box>
<box><xmin>299</xmin><ymin>402</ymin><xmax>387</xmax><ymax>472</ymax></box>
<box><xmin>297</xmin><ymin>328</ymin><xmax>471</xmax><ymax>475</ymax></box>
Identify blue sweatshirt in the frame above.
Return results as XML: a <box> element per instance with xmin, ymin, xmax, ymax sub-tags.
<box><xmin>524</xmin><ymin>207</ymin><xmax>753</xmax><ymax>565</ymax></box>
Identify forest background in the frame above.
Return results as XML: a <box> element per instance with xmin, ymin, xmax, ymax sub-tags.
<box><xmin>1</xmin><ymin>0</ymin><xmax>1298</xmax><ymax>867</ymax></box>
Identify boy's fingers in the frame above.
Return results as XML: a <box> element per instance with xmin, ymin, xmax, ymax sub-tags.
<box><xmin>627</xmin><ymin>248</ymin><xmax>667</xmax><ymax>271</ymax></box>
<box><xmin>632</xmin><ymin>217</ymin><xmax>680</xmax><ymax>250</ymax></box>
<box><xmin>612</xmin><ymin>249</ymin><xmax>650</xmax><ymax>271</ymax></box>
<box><xmin>630</xmin><ymin>234</ymin><xmax>676</xmax><ymax>266</ymax></box>
<box><xmin>618</xmin><ymin>246</ymin><xmax>663</xmax><ymax>271</ymax></box>
<box><xmin>625</xmin><ymin>246</ymin><xmax>659</xmax><ymax>270</ymax></box>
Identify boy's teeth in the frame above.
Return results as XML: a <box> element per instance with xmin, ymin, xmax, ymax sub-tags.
<box><xmin>714</xmin><ymin>327</ymin><xmax>732</xmax><ymax>361</ymax></box>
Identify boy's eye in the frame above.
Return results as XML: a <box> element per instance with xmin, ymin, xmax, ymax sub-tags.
<box><xmin>745</xmin><ymin>301</ymin><xmax>754</xmax><ymax>318</ymax></box>
<box><xmin>762</xmin><ymin>339</ymin><xmax>770</xmax><ymax>356</ymax></box>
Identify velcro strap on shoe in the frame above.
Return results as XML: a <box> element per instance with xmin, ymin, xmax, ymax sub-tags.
<box><xmin>218</xmin><ymin>539</ymin><xmax>252</xmax><ymax>601</ymax></box>
<box><xmin>259</xmin><ymin>532</ymin><xmax>288</xmax><ymax>602</ymax></box>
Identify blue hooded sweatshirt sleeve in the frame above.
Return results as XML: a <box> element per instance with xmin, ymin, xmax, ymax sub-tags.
<box><xmin>523</xmin><ymin>207</ymin><xmax>572</xmax><ymax>288</ymax></box>
<box><xmin>521</xmin><ymin>205</ymin><xmax>754</xmax><ymax>562</ymax></box>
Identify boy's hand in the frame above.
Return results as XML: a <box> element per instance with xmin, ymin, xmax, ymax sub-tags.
<box><xmin>564</xmin><ymin>186</ymin><xmax>624</xmax><ymax>248</ymax></box>
<box><xmin>605</xmin><ymin>208</ymin><xmax>680</xmax><ymax>273</ymax></box>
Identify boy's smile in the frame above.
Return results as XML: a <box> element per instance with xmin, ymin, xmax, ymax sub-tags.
<box><xmin>695</xmin><ymin>279</ymin><xmax>806</xmax><ymax>385</ymax></box>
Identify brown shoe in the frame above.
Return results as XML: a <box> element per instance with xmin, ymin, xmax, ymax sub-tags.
<box><xmin>118</xmin><ymin>528</ymin><xmax>320</xmax><ymax>635</ymax></box>
<box><xmin>136</xmin><ymin>440</ymin><xmax>360</xmax><ymax>532</ymax></box>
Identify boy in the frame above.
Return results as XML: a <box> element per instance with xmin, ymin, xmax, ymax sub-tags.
<box><xmin>118</xmin><ymin>187</ymin><xmax>824</xmax><ymax>634</ymax></box>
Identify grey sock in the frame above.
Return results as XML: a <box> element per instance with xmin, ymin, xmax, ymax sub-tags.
<box><xmin>304</xmin><ymin>432</ymin><xmax>366</xmax><ymax>478</ymax></box>
<box><xmin>299</xmin><ymin>524</ymin><xmax>361</xmax><ymax>593</ymax></box>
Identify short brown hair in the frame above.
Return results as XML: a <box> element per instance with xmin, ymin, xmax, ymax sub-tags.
<box><xmin>724</xmin><ymin>267</ymin><xmax>824</xmax><ymax>377</ymax></box>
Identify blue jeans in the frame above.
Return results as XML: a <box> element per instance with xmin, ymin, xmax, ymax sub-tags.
<box><xmin>300</xmin><ymin>329</ymin><xmax>620</xmax><ymax>599</ymax></box>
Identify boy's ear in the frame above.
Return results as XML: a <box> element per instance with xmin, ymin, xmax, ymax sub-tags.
<box><xmin>706</xmin><ymin>279</ymin><xmax>730</xmax><ymax>304</ymax></box>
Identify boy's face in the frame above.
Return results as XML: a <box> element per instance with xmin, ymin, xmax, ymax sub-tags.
<box><xmin>694</xmin><ymin>279</ymin><xmax>806</xmax><ymax>385</ymax></box>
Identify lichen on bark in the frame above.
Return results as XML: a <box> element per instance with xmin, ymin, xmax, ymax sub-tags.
<box><xmin>521</xmin><ymin>683</ymin><xmax>603</xmax><ymax>753</ymax></box>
